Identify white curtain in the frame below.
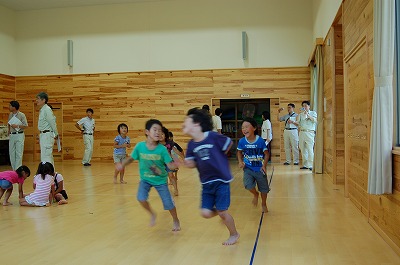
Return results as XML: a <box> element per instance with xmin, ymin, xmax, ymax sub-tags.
<box><xmin>368</xmin><ymin>0</ymin><xmax>395</xmax><ymax>194</ymax></box>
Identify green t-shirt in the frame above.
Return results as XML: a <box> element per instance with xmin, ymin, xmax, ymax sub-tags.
<box><xmin>131</xmin><ymin>141</ymin><xmax>172</xmax><ymax>186</ymax></box>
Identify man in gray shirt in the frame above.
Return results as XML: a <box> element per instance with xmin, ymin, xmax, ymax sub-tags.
<box><xmin>8</xmin><ymin>101</ymin><xmax>28</xmax><ymax>170</ymax></box>
<box><xmin>36</xmin><ymin>92</ymin><xmax>59</xmax><ymax>165</ymax></box>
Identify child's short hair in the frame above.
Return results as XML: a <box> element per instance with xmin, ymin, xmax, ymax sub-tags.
<box><xmin>302</xmin><ymin>100</ymin><xmax>310</xmax><ymax>106</ymax></box>
<box><xmin>36</xmin><ymin>162</ymin><xmax>54</xmax><ymax>180</ymax></box>
<box><xmin>86</xmin><ymin>108</ymin><xmax>94</xmax><ymax>114</ymax></box>
<box><xmin>215</xmin><ymin>108</ymin><xmax>223</xmax><ymax>116</ymax></box>
<box><xmin>288</xmin><ymin>103</ymin><xmax>295</xmax><ymax>108</ymax></box>
<box><xmin>16</xmin><ymin>165</ymin><xmax>30</xmax><ymax>178</ymax></box>
<box><xmin>262</xmin><ymin>111</ymin><xmax>270</xmax><ymax>120</ymax></box>
<box><xmin>117</xmin><ymin>123</ymin><xmax>128</xmax><ymax>134</ymax></box>
<box><xmin>187</xmin><ymin>107</ymin><xmax>213</xmax><ymax>132</ymax></box>
<box><xmin>242</xmin><ymin>117</ymin><xmax>259</xmax><ymax>135</ymax></box>
<box><xmin>145</xmin><ymin>119</ymin><xmax>163</xmax><ymax>131</ymax></box>
<box><xmin>162</xmin><ymin>127</ymin><xmax>170</xmax><ymax>141</ymax></box>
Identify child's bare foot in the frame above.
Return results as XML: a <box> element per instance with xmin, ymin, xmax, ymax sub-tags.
<box><xmin>120</xmin><ymin>180</ymin><xmax>127</xmax><ymax>184</ymax></box>
<box><xmin>262</xmin><ymin>205</ymin><xmax>268</xmax><ymax>213</ymax></box>
<box><xmin>252</xmin><ymin>193</ymin><xmax>259</xmax><ymax>206</ymax></box>
<box><xmin>2</xmin><ymin>201</ymin><xmax>12</xmax><ymax>206</ymax></box>
<box><xmin>45</xmin><ymin>202</ymin><xmax>51</xmax><ymax>207</ymax></box>
<box><xmin>149</xmin><ymin>212</ymin><xmax>157</xmax><ymax>227</ymax></box>
<box><xmin>113</xmin><ymin>177</ymin><xmax>118</xmax><ymax>184</ymax></box>
<box><xmin>173</xmin><ymin>190</ymin><xmax>179</xmax><ymax>196</ymax></box>
<box><xmin>172</xmin><ymin>219</ymin><xmax>181</xmax><ymax>231</ymax></box>
<box><xmin>58</xmin><ymin>200</ymin><xmax>68</xmax><ymax>205</ymax></box>
<box><xmin>222</xmin><ymin>233</ymin><xmax>240</xmax><ymax>245</ymax></box>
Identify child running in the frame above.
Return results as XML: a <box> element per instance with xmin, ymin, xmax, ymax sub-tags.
<box><xmin>113</xmin><ymin>123</ymin><xmax>131</xmax><ymax>184</ymax></box>
<box><xmin>116</xmin><ymin>119</ymin><xmax>181</xmax><ymax>231</ymax></box>
<box><xmin>20</xmin><ymin>162</ymin><xmax>55</xmax><ymax>207</ymax></box>
<box><xmin>168</xmin><ymin>131</ymin><xmax>185</xmax><ymax>190</ymax></box>
<box><xmin>0</xmin><ymin>165</ymin><xmax>31</xmax><ymax>206</ymax></box>
<box><xmin>237</xmin><ymin>117</ymin><xmax>270</xmax><ymax>213</ymax></box>
<box><xmin>183</xmin><ymin>107</ymin><xmax>240</xmax><ymax>245</ymax></box>
<box><xmin>160</xmin><ymin>127</ymin><xmax>184</xmax><ymax>196</ymax></box>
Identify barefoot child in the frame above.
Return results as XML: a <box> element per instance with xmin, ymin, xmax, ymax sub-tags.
<box><xmin>237</xmin><ymin>117</ymin><xmax>270</xmax><ymax>213</ymax></box>
<box><xmin>53</xmin><ymin>172</ymin><xmax>68</xmax><ymax>205</ymax></box>
<box><xmin>0</xmin><ymin>165</ymin><xmax>31</xmax><ymax>206</ymax></box>
<box><xmin>116</xmin><ymin>119</ymin><xmax>181</xmax><ymax>231</ymax></box>
<box><xmin>20</xmin><ymin>162</ymin><xmax>55</xmax><ymax>207</ymax></box>
<box><xmin>113</xmin><ymin>123</ymin><xmax>131</xmax><ymax>184</ymax></box>
<box><xmin>183</xmin><ymin>108</ymin><xmax>240</xmax><ymax>245</ymax></box>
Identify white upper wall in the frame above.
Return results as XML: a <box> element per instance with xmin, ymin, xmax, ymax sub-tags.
<box><xmin>10</xmin><ymin>0</ymin><xmax>314</xmax><ymax>76</ymax></box>
<box><xmin>0</xmin><ymin>5</ymin><xmax>16</xmax><ymax>76</ymax></box>
<box><xmin>312</xmin><ymin>0</ymin><xmax>342</xmax><ymax>40</ymax></box>
<box><xmin>1</xmin><ymin>0</ymin><xmax>347</xmax><ymax>77</ymax></box>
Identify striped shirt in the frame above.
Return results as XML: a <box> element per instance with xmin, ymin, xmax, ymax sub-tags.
<box><xmin>77</xmin><ymin>116</ymin><xmax>95</xmax><ymax>134</ymax></box>
<box><xmin>28</xmin><ymin>174</ymin><xmax>54</xmax><ymax>205</ymax></box>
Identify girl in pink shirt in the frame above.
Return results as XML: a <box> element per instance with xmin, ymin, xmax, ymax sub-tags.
<box><xmin>20</xmin><ymin>162</ymin><xmax>55</xmax><ymax>207</ymax></box>
<box><xmin>0</xmin><ymin>165</ymin><xmax>31</xmax><ymax>206</ymax></box>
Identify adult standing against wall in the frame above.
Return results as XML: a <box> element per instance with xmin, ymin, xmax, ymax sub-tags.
<box><xmin>75</xmin><ymin>108</ymin><xmax>95</xmax><ymax>166</ymax></box>
<box><xmin>277</xmin><ymin>103</ymin><xmax>299</xmax><ymax>165</ymax></box>
<box><xmin>212</xmin><ymin>108</ymin><xmax>223</xmax><ymax>134</ymax></box>
<box><xmin>294</xmin><ymin>101</ymin><xmax>317</xmax><ymax>171</ymax></box>
<box><xmin>8</xmin><ymin>101</ymin><xmax>28</xmax><ymax>170</ymax></box>
<box><xmin>36</xmin><ymin>92</ymin><xmax>59</xmax><ymax>165</ymax></box>
<box><xmin>261</xmin><ymin>111</ymin><xmax>272</xmax><ymax>162</ymax></box>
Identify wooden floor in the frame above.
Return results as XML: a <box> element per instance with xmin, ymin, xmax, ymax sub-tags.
<box><xmin>1</xmin><ymin>160</ymin><xmax>399</xmax><ymax>265</ymax></box>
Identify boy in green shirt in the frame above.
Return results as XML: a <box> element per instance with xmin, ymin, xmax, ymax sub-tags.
<box><xmin>117</xmin><ymin>119</ymin><xmax>181</xmax><ymax>231</ymax></box>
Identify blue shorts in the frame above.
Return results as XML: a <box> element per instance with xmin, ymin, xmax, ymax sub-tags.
<box><xmin>0</xmin><ymin>179</ymin><xmax>12</xmax><ymax>189</ymax></box>
<box><xmin>201</xmin><ymin>181</ymin><xmax>231</xmax><ymax>211</ymax></box>
<box><xmin>137</xmin><ymin>180</ymin><xmax>175</xmax><ymax>210</ymax></box>
<box><xmin>243</xmin><ymin>168</ymin><xmax>270</xmax><ymax>193</ymax></box>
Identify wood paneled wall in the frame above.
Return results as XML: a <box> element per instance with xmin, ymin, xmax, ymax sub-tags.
<box><xmin>0</xmin><ymin>74</ymin><xmax>15</xmax><ymax>124</ymax></box>
<box><xmin>323</xmin><ymin>23</ymin><xmax>344</xmax><ymax>184</ymax></box>
<box><xmin>343</xmin><ymin>0</ymin><xmax>400</xmax><ymax>255</ymax></box>
<box><xmin>15</xmin><ymin>67</ymin><xmax>310</xmax><ymax>163</ymax></box>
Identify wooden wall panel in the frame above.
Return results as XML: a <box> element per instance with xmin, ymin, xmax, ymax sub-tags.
<box><xmin>0</xmin><ymin>74</ymin><xmax>15</xmax><ymax>125</ymax></box>
<box><xmin>335</xmin><ymin>24</ymin><xmax>345</xmax><ymax>184</ymax></box>
<box><xmin>14</xmin><ymin>67</ymin><xmax>310</xmax><ymax>163</ymax></box>
<box><xmin>323</xmin><ymin>27</ymin><xmax>335</xmax><ymax>181</ymax></box>
<box><xmin>344</xmin><ymin>38</ymin><xmax>370</xmax><ymax>217</ymax></box>
<box><xmin>343</xmin><ymin>0</ymin><xmax>400</xmax><ymax>254</ymax></box>
<box><xmin>323</xmin><ymin>23</ymin><xmax>345</xmax><ymax>185</ymax></box>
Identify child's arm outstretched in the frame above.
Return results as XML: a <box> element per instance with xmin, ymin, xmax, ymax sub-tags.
<box><xmin>183</xmin><ymin>159</ymin><xmax>196</xmax><ymax>168</ymax></box>
<box><xmin>116</xmin><ymin>157</ymin><xmax>134</xmax><ymax>171</ymax></box>
<box><xmin>18</xmin><ymin>183</ymin><xmax>25</xmax><ymax>198</ymax></box>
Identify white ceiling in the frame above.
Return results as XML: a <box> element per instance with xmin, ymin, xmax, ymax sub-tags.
<box><xmin>0</xmin><ymin>0</ymin><xmax>169</xmax><ymax>11</ymax></box>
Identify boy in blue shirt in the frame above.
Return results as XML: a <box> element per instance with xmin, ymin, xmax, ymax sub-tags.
<box><xmin>117</xmin><ymin>119</ymin><xmax>181</xmax><ymax>231</ymax></box>
<box><xmin>237</xmin><ymin>117</ymin><xmax>270</xmax><ymax>213</ymax></box>
<box><xmin>183</xmin><ymin>108</ymin><xmax>240</xmax><ymax>245</ymax></box>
